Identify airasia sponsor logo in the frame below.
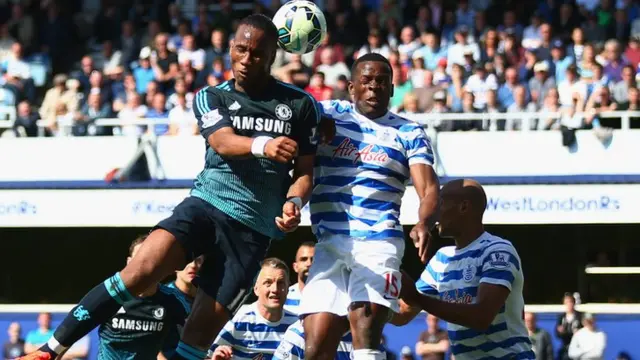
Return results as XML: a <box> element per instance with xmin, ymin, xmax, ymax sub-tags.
<box><xmin>331</xmin><ymin>138</ymin><xmax>389</xmax><ymax>164</ymax></box>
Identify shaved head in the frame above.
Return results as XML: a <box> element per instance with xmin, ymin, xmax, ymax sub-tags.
<box><xmin>438</xmin><ymin>179</ymin><xmax>487</xmax><ymax>240</ymax></box>
<box><xmin>441</xmin><ymin>179</ymin><xmax>487</xmax><ymax>218</ymax></box>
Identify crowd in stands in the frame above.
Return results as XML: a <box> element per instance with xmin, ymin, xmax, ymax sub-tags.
<box><xmin>2</xmin><ymin>0</ymin><xmax>640</xmax><ymax>138</ymax></box>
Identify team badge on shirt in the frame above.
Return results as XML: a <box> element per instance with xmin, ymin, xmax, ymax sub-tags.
<box><xmin>463</xmin><ymin>264</ymin><xmax>476</xmax><ymax>282</ymax></box>
<box><xmin>487</xmin><ymin>252</ymin><xmax>511</xmax><ymax>269</ymax></box>
<box><xmin>275</xmin><ymin>104</ymin><xmax>293</xmax><ymax>121</ymax></box>
<box><xmin>153</xmin><ymin>307</ymin><xmax>165</xmax><ymax>320</ymax></box>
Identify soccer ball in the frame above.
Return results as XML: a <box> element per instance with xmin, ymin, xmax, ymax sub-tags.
<box><xmin>272</xmin><ymin>1</ymin><xmax>327</xmax><ymax>55</ymax></box>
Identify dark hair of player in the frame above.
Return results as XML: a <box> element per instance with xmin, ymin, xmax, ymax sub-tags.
<box><xmin>237</xmin><ymin>14</ymin><xmax>278</xmax><ymax>45</ymax></box>
<box><xmin>298</xmin><ymin>241</ymin><xmax>316</xmax><ymax>250</ymax></box>
<box><xmin>261</xmin><ymin>257</ymin><xmax>290</xmax><ymax>274</ymax></box>
<box><xmin>129</xmin><ymin>235</ymin><xmax>147</xmax><ymax>256</ymax></box>
<box><xmin>351</xmin><ymin>53</ymin><xmax>393</xmax><ymax>79</ymax></box>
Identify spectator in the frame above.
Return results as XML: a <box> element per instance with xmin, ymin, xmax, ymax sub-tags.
<box><xmin>1</xmin><ymin>42</ymin><xmax>30</xmax><ymax>79</ymax></box>
<box><xmin>116</xmin><ymin>93</ymin><xmax>148</xmax><ymax>137</ymax></box>
<box><xmin>538</xmin><ymin>88</ymin><xmax>562</xmax><ymax>130</ymax></box>
<box><xmin>611</xmin><ymin>64</ymin><xmax>636</xmax><ymax>103</ymax></box>
<box><xmin>146</xmin><ymin>93</ymin><xmax>169</xmax><ymax>136</ymax></box>
<box><xmin>332</xmin><ymin>75</ymin><xmax>350</xmax><ymax>101</ymax></box>
<box><xmin>316</xmin><ymin>48</ymin><xmax>350</xmax><ymax>88</ymax></box>
<box><xmin>568</xmin><ymin>28</ymin><xmax>587</xmax><ymax>63</ymax></box>
<box><xmin>536</xmin><ymin>23</ymin><xmax>553</xmax><ymax>61</ymax></box>
<box><xmin>522</xmin><ymin>12</ymin><xmax>543</xmax><ymax>50</ymax></box>
<box><xmin>24</xmin><ymin>313</ymin><xmax>53</xmax><ymax>354</ymax></box>
<box><xmin>13</xmin><ymin>100</ymin><xmax>39</xmax><ymax>137</ymax></box>
<box><xmin>428</xmin><ymin>90</ymin><xmax>451</xmax><ymax>131</ymax></box>
<box><xmin>39</xmin><ymin>74</ymin><xmax>69</xmax><ymax>125</ymax></box>
<box><xmin>617</xmin><ymin>86</ymin><xmax>640</xmax><ymax>128</ymax></box>
<box><xmin>3</xmin><ymin>322</ymin><xmax>25</xmax><ymax>360</ymax></box>
<box><xmin>585</xmin><ymin>86</ymin><xmax>618</xmax><ymax>128</ymax></box>
<box><xmin>0</xmin><ymin>24</ymin><xmax>15</xmax><ymax>63</ymax></box>
<box><xmin>409</xmin><ymin>53</ymin><xmax>428</xmax><ymax>88</ymax></box>
<box><xmin>414</xmin><ymin>70</ymin><xmax>442</xmax><ymax>112</ymax></box>
<box><xmin>151</xmin><ymin>33</ymin><xmax>179</xmax><ymax>91</ymax></box>
<box><xmin>400</xmin><ymin>346</ymin><xmax>415</xmax><ymax>360</ymax></box>
<box><xmin>417</xmin><ymin>30</ymin><xmax>447</xmax><ymax>70</ymax></box>
<box><xmin>497</xmin><ymin>67</ymin><xmax>524</xmax><ymax>109</ymax></box>
<box><xmin>75</xmin><ymin>91</ymin><xmax>112</xmax><ymax>136</ymax></box>
<box><xmin>204</xmin><ymin>29</ymin><xmax>231</xmax><ymax>70</ymax></box>
<box><xmin>397</xmin><ymin>26</ymin><xmax>421</xmax><ymax>58</ymax></box>
<box><xmin>447</xmin><ymin>26</ymin><xmax>480</xmax><ymax>72</ymax></box>
<box><xmin>305</xmin><ymin>72</ymin><xmax>333</xmax><ymax>101</ymax></box>
<box><xmin>525</xmin><ymin>312</ymin><xmax>554</xmax><ymax>360</ymax></box>
<box><xmin>556</xmin><ymin>293</ymin><xmax>584</xmax><ymax>360</ymax></box>
<box><xmin>356</xmin><ymin>28</ymin><xmax>391</xmax><ymax>60</ymax></box>
<box><xmin>166</xmin><ymin>76</ymin><xmax>194</xmax><ymax>111</ymax></box>
<box><xmin>603</xmin><ymin>39</ymin><xmax>629</xmax><ymax>82</ymax></box>
<box><xmin>415</xmin><ymin>314</ymin><xmax>449</xmax><ymax>360</ymax></box>
<box><xmin>117</xmin><ymin>21</ymin><xmax>141</xmax><ymax>68</ymax></box>
<box><xmin>168</xmin><ymin>93</ymin><xmax>197</xmax><ymax>136</ymax></box>
<box><xmin>568</xmin><ymin>313</ymin><xmax>606</xmax><ymax>360</ymax></box>
<box><xmin>551</xmin><ymin>39</ymin><xmax>574</xmax><ymax>83</ymax></box>
<box><xmin>529</xmin><ymin>61</ymin><xmax>556</xmax><ymax>107</ymax></box>
<box><xmin>447</xmin><ymin>64</ymin><xmax>466</xmax><ymax>112</ymax></box>
<box><xmin>73</xmin><ymin>56</ymin><xmax>95</xmax><ymax>92</ymax></box>
<box><xmin>312</xmin><ymin>32</ymin><xmax>346</xmax><ymax>70</ymax></box>
<box><xmin>391</xmin><ymin>68</ymin><xmax>414</xmax><ymax>111</ymax></box>
<box><xmin>464</xmin><ymin>64</ymin><xmax>498</xmax><ymax>110</ymax></box>
<box><xmin>273</xmin><ymin>54</ymin><xmax>312</xmax><ymax>88</ymax></box>
<box><xmin>558</xmin><ymin>65</ymin><xmax>587</xmax><ymax>108</ymax></box>
<box><xmin>483</xmin><ymin>89</ymin><xmax>503</xmax><ymax>130</ymax></box>
<box><xmin>506</xmin><ymin>84</ymin><xmax>537</xmax><ymax>131</ymax></box>
<box><xmin>178</xmin><ymin>34</ymin><xmax>206</xmax><ymax>71</ymax></box>
<box><xmin>625</xmin><ymin>37</ymin><xmax>640</xmax><ymax>69</ymax></box>
<box><xmin>94</xmin><ymin>40</ymin><xmax>122</xmax><ymax>73</ymax></box>
<box><xmin>456</xmin><ymin>90</ymin><xmax>483</xmax><ymax>131</ymax></box>
<box><xmin>399</xmin><ymin>92</ymin><xmax>420</xmax><ymax>114</ymax></box>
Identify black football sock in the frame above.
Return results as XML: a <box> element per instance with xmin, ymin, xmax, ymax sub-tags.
<box><xmin>41</xmin><ymin>273</ymin><xmax>134</xmax><ymax>355</ymax></box>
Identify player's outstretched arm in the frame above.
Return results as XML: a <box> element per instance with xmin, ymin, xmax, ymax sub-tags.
<box><xmin>194</xmin><ymin>88</ymin><xmax>297</xmax><ymax>163</ymax></box>
<box><xmin>409</xmin><ymin>163</ymin><xmax>440</xmax><ymax>263</ymax></box>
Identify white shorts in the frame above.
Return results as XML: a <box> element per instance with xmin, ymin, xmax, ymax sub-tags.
<box><xmin>298</xmin><ymin>234</ymin><xmax>405</xmax><ymax>317</ymax></box>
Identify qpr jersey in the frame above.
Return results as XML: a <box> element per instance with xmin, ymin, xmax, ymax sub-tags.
<box><xmin>310</xmin><ymin>100</ymin><xmax>434</xmax><ymax>240</ymax></box>
<box><xmin>416</xmin><ymin>232</ymin><xmax>534</xmax><ymax>360</ymax></box>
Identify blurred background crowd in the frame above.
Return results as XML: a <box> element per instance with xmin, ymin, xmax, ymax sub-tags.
<box><xmin>2</xmin><ymin>0</ymin><xmax>640</xmax><ymax>137</ymax></box>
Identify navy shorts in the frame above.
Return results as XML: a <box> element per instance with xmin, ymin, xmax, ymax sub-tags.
<box><xmin>154</xmin><ymin>196</ymin><xmax>271</xmax><ymax>314</ymax></box>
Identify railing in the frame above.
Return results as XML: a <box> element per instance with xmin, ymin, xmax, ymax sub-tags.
<box><xmin>1</xmin><ymin>110</ymin><xmax>639</xmax><ymax>133</ymax></box>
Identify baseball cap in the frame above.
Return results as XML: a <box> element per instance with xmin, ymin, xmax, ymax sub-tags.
<box><xmin>534</xmin><ymin>61</ymin><xmax>549</xmax><ymax>72</ymax></box>
<box><xmin>139</xmin><ymin>46</ymin><xmax>151</xmax><ymax>59</ymax></box>
<box><xmin>401</xmin><ymin>346</ymin><xmax>412</xmax><ymax>356</ymax></box>
<box><xmin>552</xmin><ymin>39</ymin><xmax>564</xmax><ymax>49</ymax></box>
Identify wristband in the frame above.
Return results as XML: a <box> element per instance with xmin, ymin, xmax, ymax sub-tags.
<box><xmin>286</xmin><ymin>197</ymin><xmax>303</xmax><ymax>209</ymax></box>
<box><xmin>251</xmin><ymin>136</ymin><xmax>273</xmax><ymax>157</ymax></box>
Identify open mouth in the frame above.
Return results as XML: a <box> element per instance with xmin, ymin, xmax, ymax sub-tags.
<box><xmin>365</xmin><ymin>98</ymin><xmax>380</xmax><ymax>106</ymax></box>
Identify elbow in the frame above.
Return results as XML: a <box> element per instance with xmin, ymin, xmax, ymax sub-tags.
<box><xmin>209</xmin><ymin>135</ymin><xmax>232</xmax><ymax>156</ymax></box>
<box><xmin>469</xmin><ymin>314</ymin><xmax>495</xmax><ymax>332</ymax></box>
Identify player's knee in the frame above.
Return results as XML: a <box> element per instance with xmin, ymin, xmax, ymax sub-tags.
<box><xmin>349</xmin><ymin>302</ymin><xmax>389</xmax><ymax>348</ymax></box>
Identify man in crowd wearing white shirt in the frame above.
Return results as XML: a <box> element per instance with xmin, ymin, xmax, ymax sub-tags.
<box><xmin>568</xmin><ymin>313</ymin><xmax>606</xmax><ymax>360</ymax></box>
<box><xmin>446</xmin><ymin>26</ymin><xmax>480</xmax><ymax>72</ymax></box>
<box><xmin>464</xmin><ymin>64</ymin><xmax>497</xmax><ymax>110</ymax></box>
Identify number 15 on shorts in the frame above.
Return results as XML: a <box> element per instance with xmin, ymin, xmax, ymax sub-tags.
<box><xmin>383</xmin><ymin>272</ymin><xmax>400</xmax><ymax>299</ymax></box>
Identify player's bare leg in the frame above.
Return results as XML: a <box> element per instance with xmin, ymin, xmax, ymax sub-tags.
<box><xmin>171</xmin><ymin>288</ymin><xmax>231</xmax><ymax>359</ymax></box>
<box><xmin>19</xmin><ymin>230</ymin><xmax>186</xmax><ymax>360</ymax></box>
<box><xmin>348</xmin><ymin>302</ymin><xmax>390</xmax><ymax>360</ymax></box>
<box><xmin>303</xmin><ymin>313</ymin><xmax>350</xmax><ymax>360</ymax></box>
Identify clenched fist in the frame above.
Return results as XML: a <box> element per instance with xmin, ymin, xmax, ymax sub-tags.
<box><xmin>265</xmin><ymin>137</ymin><xmax>298</xmax><ymax>163</ymax></box>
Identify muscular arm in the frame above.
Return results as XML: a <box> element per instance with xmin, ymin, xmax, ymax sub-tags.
<box><xmin>410</xmin><ymin>163</ymin><xmax>440</xmax><ymax>229</ymax></box>
<box><xmin>207</xmin><ymin>127</ymin><xmax>255</xmax><ymax>158</ymax></box>
<box><xmin>412</xmin><ymin>283</ymin><xmax>510</xmax><ymax>331</ymax></box>
<box><xmin>286</xmin><ymin>154</ymin><xmax>315</xmax><ymax>206</ymax></box>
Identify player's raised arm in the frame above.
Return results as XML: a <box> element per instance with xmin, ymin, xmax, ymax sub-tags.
<box><xmin>194</xmin><ymin>88</ymin><xmax>297</xmax><ymax>163</ymax></box>
<box><xmin>404</xmin><ymin>125</ymin><xmax>440</xmax><ymax>263</ymax></box>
